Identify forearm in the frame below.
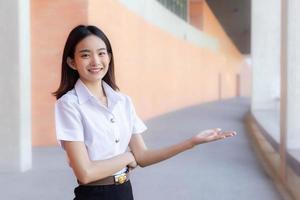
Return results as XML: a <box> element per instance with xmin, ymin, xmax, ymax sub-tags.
<box><xmin>79</xmin><ymin>152</ymin><xmax>132</xmax><ymax>184</ymax></box>
<box><xmin>129</xmin><ymin>129</ymin><xmax>237</xmax><ymax>168</ymax></box>
<box><xmin>135</xmin><ymin>139</ymin><xmax>194</xmax><ymax>167</ymax></box>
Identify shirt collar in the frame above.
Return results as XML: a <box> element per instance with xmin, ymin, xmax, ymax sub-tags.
<box><xmin>74</xmin><ymin>79</ymin><xmax>122</xmax><ymax>105</ymax></box>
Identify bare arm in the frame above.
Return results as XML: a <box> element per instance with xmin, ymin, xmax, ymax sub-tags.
<box><xmin>63</xmin><ymin>141</ymin><xmax>136</xmax><ymax>184</ymax></box>
<box><xmin>129</xmin><ymin>134</ymin><xmax>193</xmax><ymax>167</ymax></box>
<box><xmin>129</xmin><ymin>128</ymin><xmax>236</xmax><ymax>168</ymax></box>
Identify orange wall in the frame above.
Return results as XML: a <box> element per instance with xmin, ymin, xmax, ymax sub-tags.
<box><xmin>202</xmin><ymin>2</ymin><xmax>244</xmax><ymax>98</ymax></box>
<box><xmin>189</xmin><ymin>0</ymin><xmax>204</xmax><ymax>30</ymax></box>
<box><xmin>31</xmin><ymin>0</ymin><xmax>244</xmax><ymax>146</ymax></box>
<box><xmin>31</xmin><ymin>0</ymin><xmax>88</xmax><ymax>146</ymax></box>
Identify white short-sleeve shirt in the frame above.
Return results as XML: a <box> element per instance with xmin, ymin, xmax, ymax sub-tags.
<box><xmin>55</xmin><ymin>79</ymin><xmax>147</xmax><ymax>164</ymax></box>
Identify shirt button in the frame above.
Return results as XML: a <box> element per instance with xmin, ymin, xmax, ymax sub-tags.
<box><xmin>115</xmin><ymin>139</ymin><xmax>120</xmax><ymax>143</ymax></box>
<box><xmin>110</xmin><ymin>118</ymin><xmax>115</xmax><ymax>123</ymax></box>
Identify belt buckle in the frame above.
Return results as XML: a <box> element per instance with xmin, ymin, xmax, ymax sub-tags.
<box><xmin>114</xmin><ymin>173</ymin><xmax>127</xmax><ymax>185</ymax></box>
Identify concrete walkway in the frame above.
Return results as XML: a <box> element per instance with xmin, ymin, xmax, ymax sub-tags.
<box><xmin>0</xmin><ymin>98</ymin><xmax>282</xmax><ymax>200</ymax></box>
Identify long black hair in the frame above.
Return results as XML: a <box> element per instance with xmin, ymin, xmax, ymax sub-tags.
<box><xmin>53</xmin><ymin>25</ymin><xmax>119</xmax><ymax>99</ymax></box>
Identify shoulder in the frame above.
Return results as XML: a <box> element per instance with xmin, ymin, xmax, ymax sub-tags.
<box><xmin>116</xmin><ymin>91</ymin><xmax>133</xmax><ymax>107</ymax></box>
<box><xmin>56</xmin><ymin>89</ymin><xmax>79</xmax><ymax>107</ymax></box>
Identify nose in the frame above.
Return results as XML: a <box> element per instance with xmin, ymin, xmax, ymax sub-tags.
<box><xmin>90</xmin><ymin>53</ymin><xmax>100</xmax><ymax>67</ymax></box>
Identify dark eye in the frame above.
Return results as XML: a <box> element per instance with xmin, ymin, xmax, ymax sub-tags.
<box><xmin>99</xmin><ymin>52</ymin><xmax>106</xmax><ymax>56</ymax></box>
<box><xmin>81</xmin><ymin>54</ymin><xmax>89</xmax><ymax>58</ymax></box>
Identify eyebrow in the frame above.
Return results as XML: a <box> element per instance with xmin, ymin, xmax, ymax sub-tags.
<box><xmin>78</xmin><ymin>48</ymin><xmax>107</xmax><ymax>53</ymax></box>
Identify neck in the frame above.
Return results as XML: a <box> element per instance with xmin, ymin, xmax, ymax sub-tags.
<box><xmin>80</xmin><ymin>79</ymin><xmax>106</xmax><ymax>98</ymax></box>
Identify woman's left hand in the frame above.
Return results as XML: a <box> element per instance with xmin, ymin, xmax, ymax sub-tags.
<box><xmin>190</xmin><ymin>128</ymin><xmax>237</xmax><ymax>146</ymax></box>
<box><xmin>127</xmin><ymin>151</ymin><xmax>138</xmax><ymax>171</ymax></box>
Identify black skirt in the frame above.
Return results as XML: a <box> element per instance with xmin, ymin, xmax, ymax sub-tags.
<box><xmin>73</xmin><ymin>180</ymin><xmax>134</xmax><ymax>200</ymax></box>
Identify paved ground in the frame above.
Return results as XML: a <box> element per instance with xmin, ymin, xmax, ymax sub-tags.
<box><xmin>0</xmin><ymin>97</ymin><xmax>283</xmax><ymax>200</ymax></box>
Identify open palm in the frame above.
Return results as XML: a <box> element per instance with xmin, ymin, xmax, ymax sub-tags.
<box><xmin>192</xmin><ymin>128</ymin><xmax>237</xmax><ymax>145</ymax></box>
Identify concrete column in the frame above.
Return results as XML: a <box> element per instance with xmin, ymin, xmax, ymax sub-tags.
<box><xmin>189</xmin><ymin>0</ymin><xmax>204</xmax><ymax>30</ymax></box>
<box><xmin>251</xmin><ymin>0</ymin><xmax>281</xmax><ymax>111</ymax></box>
<box><xmin>286</xmin><ymin>0</ymin><xmax>300</xmax><ymax>150</ymax></box>
<box><xmin>0</xmin><ymin>0</ymin><xmax>31</xmax><ymax>171</ymax></box>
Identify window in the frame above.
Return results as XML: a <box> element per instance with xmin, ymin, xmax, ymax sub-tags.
<box><xmin>157</xmin><ymin>0</ymin><xmax>188</xmax><ymax>21</ymax></box>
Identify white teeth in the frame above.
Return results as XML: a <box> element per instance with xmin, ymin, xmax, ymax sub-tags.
<box><xmin>88</xmin><ymin>68</ymin><xmax>102</xmax><ymax>73</ymax></box>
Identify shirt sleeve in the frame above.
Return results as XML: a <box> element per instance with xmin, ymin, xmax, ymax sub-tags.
<box><xmin>55</xmin><ymin>100</ymin><xmax>84</xmax><ymax>146</ymax></box>
<box><xmin>127</xmin><ymin>96</ymin><xmax>147</xmax><ymax>134</ymax></box>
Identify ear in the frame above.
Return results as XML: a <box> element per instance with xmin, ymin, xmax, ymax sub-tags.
<box><xmin>67</xmin><ymin>57</ymin><xmax>77</xmax><ymax>70</ymax></box>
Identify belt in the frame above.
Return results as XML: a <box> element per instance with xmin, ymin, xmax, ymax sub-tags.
<box><xmin>78</xmin><ymin>171</ymin><xmax>130</xmax><ymax>186</ymax></box>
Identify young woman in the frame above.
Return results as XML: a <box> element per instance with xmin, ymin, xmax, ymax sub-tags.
<box><xmin>53</xmin><ymin>25</ymin><xmax>237</xmax><ymax>200</ymax></box>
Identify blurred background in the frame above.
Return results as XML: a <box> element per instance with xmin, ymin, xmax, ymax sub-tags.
<box><xmin>0</xmin><ymin>0</ymin><xmax>299</xmax><ymax>199</ymax></box>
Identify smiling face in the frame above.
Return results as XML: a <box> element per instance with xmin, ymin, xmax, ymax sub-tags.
<box><xmin>67</xmin><ymin>35</ymin><xmax>111</xmax><ymax>85</ymax></box>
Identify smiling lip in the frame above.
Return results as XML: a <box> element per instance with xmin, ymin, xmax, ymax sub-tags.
<box><xmin>88</xmin><ymin>67</ymin><xmax>103</xmax><ymax>73</ymax></box>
